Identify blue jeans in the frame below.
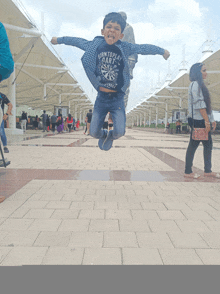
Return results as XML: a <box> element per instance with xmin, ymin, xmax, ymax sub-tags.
<box><xmin>90</xmin><ymin>91</ymin><xmax>126</xmax><ymax>140</ymax></box>
<box><xmin>0</xmin><ymin>120</ymin><xmax>7</xmax><ymax>146</ymax></box>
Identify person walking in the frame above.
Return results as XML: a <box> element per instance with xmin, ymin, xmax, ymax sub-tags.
<box><xmin>119</xmin><ymin>12</ymin><xmax>138</xmax><ymax>109</ymax></box>
<box><xmin>50</xmin><ymin>113</ymin><xmax>57</xmax><ymax>134</ymax></box>
<box><xmin>86</xmin><ymin>109</ymin><xmax>93</xmax><ymax>135</ymax></box>
<box><xmin>21</xmin><ymin>111</ymin><xmax>27</xmax><ymax>133</ymax></box>
<box><xmin>67</xmin><ymin>114</ymin><xmax>73</xmax><ymax>132</ymax></box>
<box><xmin>103</xmin><ymin>112</ymin><xmax>109</xmax><ymax>130</ymax></box>
<box><xmin>46</xmin><ymin>115</ymin><xmax>50</xmax><ymax>132</ymax></box>
<box><xmin>56</xmin><ymin>114</ymin><xmax>63</xmax><ymax>133</ymax></box>
<box><xmin>72</xmin><ymin>117</ymin><xmax>76</xmax><ymax>131</ymax></box>
<box><xmin>76</xmin><ymin>119</ymin><xmax>80</xmax><ymax>130</ymax></box>
<box><xmin>41</xmin><ymin>110</ymin><xmax>47</xmax><ymax>132</ymax></box>
<box><xmin>184</xmin><ymin>63</ymin><xmax>219</xmax><ymax>179</ymax></box>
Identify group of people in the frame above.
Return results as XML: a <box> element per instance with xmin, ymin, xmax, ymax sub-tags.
<box><xmin>0</xmin><ymin>11</ymin><xmax>219</xmax><ymax>204</ymax></box>
<box><xmin>18</xmin><ymin>110</ymin><xmax>81</xmax><ymax>134</ymax></box>
<box><xmin>41</xmin><ymin>111</ymin><xmax>80</xmax><ymax>134</ymax></box>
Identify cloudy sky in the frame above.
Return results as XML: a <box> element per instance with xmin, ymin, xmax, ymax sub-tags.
<box><xmin>14</xmin><ymin>0</ymin><xmax>220</xmax><ymax>112</ymax></box>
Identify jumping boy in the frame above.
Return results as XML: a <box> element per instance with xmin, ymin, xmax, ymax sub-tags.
<box><xmin>51</xmin><ymin>12</ymin><xmax>170</xmax><ymax>151</ymax></box>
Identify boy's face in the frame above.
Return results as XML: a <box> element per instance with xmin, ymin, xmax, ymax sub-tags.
<box><xmin>101</xmin><ymin>21</ymin><xmax>124</xmax><ymax>45</ymax></box>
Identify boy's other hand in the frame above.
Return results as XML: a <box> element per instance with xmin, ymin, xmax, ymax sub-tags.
<box><xmin>51</xmin><ymin>37</ymin><xmax>58</xmax><ymax>45</ymax></box>
<box><xmin>163</xmin><ymin>50</ymin><xmax>170</xmax><ymax>60</ymax></box>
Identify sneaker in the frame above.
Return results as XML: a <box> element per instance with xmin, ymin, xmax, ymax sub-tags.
<box><xmin>4</xmin><ymin>147</ymin><xmax>9</xmax><ymax>153</ymax></box>
<box><xmin>98</xmin><ymin>130</ymin><xmax>113</xmax><ymax>151</ymax></box>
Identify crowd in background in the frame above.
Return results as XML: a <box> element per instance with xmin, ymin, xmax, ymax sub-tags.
<box><xmin>17</xmin><ymin>108</ymin><xmax>116</xmax><ymax>136</ymax></box>
<box><xmin>18</xmin><ymin>110</ymin><xmax>80</xmax><ymax>134</ymax></box>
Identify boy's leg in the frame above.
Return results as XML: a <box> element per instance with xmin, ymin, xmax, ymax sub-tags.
<box><xmin>100</xmin><ymin>93</ymin><xmax>126</xmax><ymax>151</ymax></box>
<box><xmin>90</xmin><ymin>93</ymin><xmax>108</xmax><ymax>139</ymax></box>
<box><xmin>109</xmin><ymin>99</ymin><xmax>126</xmax><ymax>140</ymax></box>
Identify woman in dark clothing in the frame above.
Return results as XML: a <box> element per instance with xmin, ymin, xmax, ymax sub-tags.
<box><xmin>33</xmin><ymin>115</ymin><xmax>38</xmax><ymax>130</ymax></box>
<box><xmin>184</xmin><ymin>63</ymin><xmax>219</xmax><ymax>179</ymax></box>
<box><xmin>46</xmin><ymin>115</ymin><xmax>50</xmax><ymax>131</ymax></box>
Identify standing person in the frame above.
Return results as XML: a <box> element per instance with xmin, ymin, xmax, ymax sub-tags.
<box><xmin>72</xmin><ymin>117</ymin><xmax>76</xmax><ymax>131</ymax></box>
<box><xmin>76</xmin><ymin>119</ymin><xmax>80</xmax><ymax>130</ymax></box>
<box><xmin>46</xmin><ymin>115</ymin><xmax>50</xmax><ymax>132</ymax></box>
<box><xmin>184</xmin><ymin>63</ymin><xmax>219</xmax><ymax>179</ymax></box>
<box><xmin>41</xmin><ymin>110</ymin><xmax>47</xmax><ymax>132</ymax></box>
<box><xmin>33</xmin><ymin>115</ymin><xmax>39</xmax><ymax>130</ymax></box>
<box><xmin>51</xmin><ymin>12</ymin><xmax>170</xmax><ymax>151</ymax></box>
<box><xmin>103</xmin><ymin>112</ymin><xmax>109</xmax><ymax>130</ymax></box>
<box><xmin>67</xmin><ymin>114</ymin><xmax>73</xmax><ymax>132</ymax></box>
<box><xmin>119</xmin><ymin>12</ymin><xmax>138</xmax><ymax>109</ymax></box>
<box><xmin>56</xmin><ymin>114</ymin><xmax>63</xmax><ymax>133</ymax></box>
<box><xmin>108</xmin><ymin>112</ymin><xmax>113</xmax><ymax>130</ymax></box>
<box><xmin>21</xmin><ymin>111</ymin><xmax>27</xmax><ymax>133</ymax></box>
<box><xmin>50</xmin><ymin>113</ymin><xmax>57</xmax><ymax>134</ymax></box>
<box><xmin>0</xmin><ymin>22</ymin><xmax>14</xmax><ymax>83</ymax></box>
<box><xmin>63</xmin><ymin>117</ymin><xmax>68</xmax><ymax>132</ymax></box>
<box><xmin>86</xmin><ymin>109</ymin><xmax>93</xmax><ymax>135</ymax></box>
<box><xmin>165</xmin><ymin>122</ymin><xmax>170</xmax><ymax>134</ymax></box>
<box><xmin>84</xmin><ymin>117</ymin><xmax>88</xmax><ymax>134</ymax></box>
<box><xmin>176</xmin><ymin>120</ymin><xmax>181</xmax><ymax>134</ymax></box>
<box><xmin>0</xmin><ymin>92</ymin><xmax>12</xmax><ymax>153</ymax></box>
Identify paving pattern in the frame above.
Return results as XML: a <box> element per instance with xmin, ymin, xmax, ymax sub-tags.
<box><xmin>1</xmin><ymin>128</ymin><xmax>220</xmax><ymax>265</ymax></box>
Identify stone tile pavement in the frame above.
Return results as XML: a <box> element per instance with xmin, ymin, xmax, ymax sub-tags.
<box><xmin>1</xmin><ymin>128</ymin><xmax>220</xmax><ymax>265</ymax></box>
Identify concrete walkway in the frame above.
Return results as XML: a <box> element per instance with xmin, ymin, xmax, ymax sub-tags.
<box><xmin>0</xmin><ymin>128</ymin><xmax>220</xmax><ymax>265</ymax></box>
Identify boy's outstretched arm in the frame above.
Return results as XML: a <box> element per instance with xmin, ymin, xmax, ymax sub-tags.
<box><xmin>163</xmin><ymin>50</ymin><xmax>170</xmax><ymax>60</ymax></box>
<box><xmin>126</xmin><ymin>43</ymin><xmax>170</xmax><ymax>60</ymax></box>
<box><xmin>50</xmin><ymin>36</ymin><xmax>91</xmax><ymax>51</ymax></box>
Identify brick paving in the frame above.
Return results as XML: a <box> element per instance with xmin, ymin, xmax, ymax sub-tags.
<box><xmin>0</xmin><ymin>128</ymin><xmax>220</xmax><ymax>265</ymax></box>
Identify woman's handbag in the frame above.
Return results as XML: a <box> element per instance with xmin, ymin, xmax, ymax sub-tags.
<box><xmin>190</xmin><ymin>83</ymin><xmax>208</xmax><ymax>141</ymax></box>
<box><xmin>192</xmin><ymin>128</ymin><xmax>208</xmax><ymax>140</ymax></box>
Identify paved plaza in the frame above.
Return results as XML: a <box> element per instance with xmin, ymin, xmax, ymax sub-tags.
<box><xmin>1</xmin><ymin>128</ymin><xmax>220</xmax><ymax>265</ymax></box>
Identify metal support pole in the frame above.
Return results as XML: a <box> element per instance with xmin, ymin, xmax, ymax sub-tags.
<box><xmin>8</xmin><ymin>70</ymin><xmax>16</xmax><ymax>130</ymax></box>
<box><xmin>165</xmin><ymin>103</ymin><xmax>168</xmax><ymax>126</ymax></box>
<box><xmin>75</xmin><ymin>104</ymin><xmax>77</xmax><ymax>120</ymax></box>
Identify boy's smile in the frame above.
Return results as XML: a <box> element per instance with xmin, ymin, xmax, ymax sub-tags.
<box><xmin>101</xmin><ymin>21</ymin><xmax>124</xmax><ymax>45</ymax></box>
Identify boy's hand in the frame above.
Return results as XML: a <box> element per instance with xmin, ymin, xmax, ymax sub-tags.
<box><xmin>51</xmin><ymin>37</ymin><xmax>58</xmax><ymax>45</ymax></box>
<box><xmin>163</xmin><ymin>50</ymin><xmax>170</xmax><ymax>60</ymax></box>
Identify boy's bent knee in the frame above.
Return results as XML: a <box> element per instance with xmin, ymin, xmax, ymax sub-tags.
<box><xmin>90</xmin><ymin>129</ymin><xmax>100</xmax><ymax>138</ymax></box>
<box><xmin>112</xmin><ymin>131</ymin><xmax>125</xmax><ymax>140</ymax></box>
